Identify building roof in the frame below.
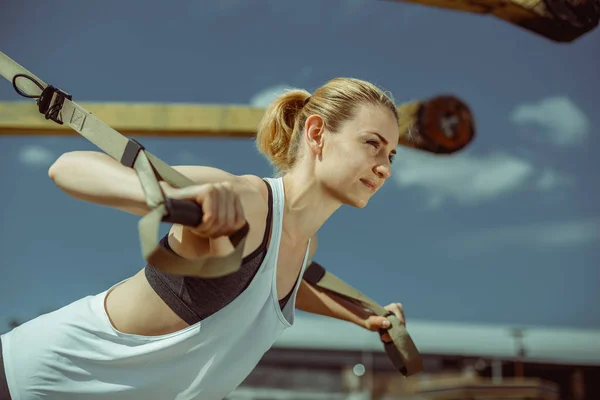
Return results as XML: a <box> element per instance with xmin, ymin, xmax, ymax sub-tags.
<box><xmin>274</xmin><ymin>313</ymin><xmax>600</xmax><ymax>366</ymax></box>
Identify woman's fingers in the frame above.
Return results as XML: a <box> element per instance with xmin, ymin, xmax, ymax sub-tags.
<box><xmin>168</xmin><ymin>182</ymin><xmax>245</xmax><ymax>239</ymax></box>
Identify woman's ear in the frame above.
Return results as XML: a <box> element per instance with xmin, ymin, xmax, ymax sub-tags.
<box><xmin>304</xmin><ymin>115</ymin><xmax>326</xmax><ymax>156</ymax></box>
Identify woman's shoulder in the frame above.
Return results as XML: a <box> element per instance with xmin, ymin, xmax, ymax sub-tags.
<box><xmin>227</xmin><ymin>174</ymin><xmax>272</xmax><ymax>223</ymax></box>
<box><xmin>170</xmin><ymin>167</ymin><xmax>270</xmax><ymax>218</ymax></box>
<box><xmin>170</xmin><ymin>165</ymin><xmax>267</xmax><ymax>204</ymax></box>
<box><xmin>238</xmin><ymin>174</ymin><xmax>270</xmax><ymax>202</ymax></box>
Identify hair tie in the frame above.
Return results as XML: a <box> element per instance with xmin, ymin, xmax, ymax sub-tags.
<box><xmin>303</xmin><ymin>96</ymin><xmax>311</xmax><ymax>106</ymax></box>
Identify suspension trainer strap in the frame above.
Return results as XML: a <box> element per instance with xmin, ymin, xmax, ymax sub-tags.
<box><xmin>0</xmin><ymin>51</ymin><xmax>248</xmax><ymax>278</ymax></box>
<box><xmin>304</xmin><ymin>262</ymin><xmax>423</xmax><ymax>376</ymax></box>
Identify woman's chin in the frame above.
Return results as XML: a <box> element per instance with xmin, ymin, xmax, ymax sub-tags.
<box><xmin>325</xmin><ymin>182</ymin><xmax>372</xmax><ymax>208</ymax></box>
<box><xmin>341</xmin><ymin>193</ymin><xmax>370</xmax><ymax>208</ymax></box>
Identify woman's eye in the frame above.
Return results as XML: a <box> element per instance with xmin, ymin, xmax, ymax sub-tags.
<box><xmin>367</xmin><ymin>140</ymin><xmax>380</xmax><ymax>148</ymax></box>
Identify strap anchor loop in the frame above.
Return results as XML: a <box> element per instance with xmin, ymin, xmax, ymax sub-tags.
<box><xmin>12</xmin><ymin>73</ymin><xmax>72</xmax><ymax>125</ymax></box>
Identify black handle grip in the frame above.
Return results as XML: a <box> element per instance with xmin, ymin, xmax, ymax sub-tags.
<box><xmin>162</xmin><ymin>197</ymin><xmax>204</xmax><ymax>227</ymax></box>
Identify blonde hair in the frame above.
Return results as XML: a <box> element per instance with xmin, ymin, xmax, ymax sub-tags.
<box><xmin>256</xmin><ymin>77</ymin><xmax>398</xmax><ymax>173</ymax></box>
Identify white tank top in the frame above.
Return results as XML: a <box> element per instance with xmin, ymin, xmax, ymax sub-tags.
<box><xmin>0</xmin><ymin>177</ymin><xmax>311</xmax><ymax>400</ymax></box>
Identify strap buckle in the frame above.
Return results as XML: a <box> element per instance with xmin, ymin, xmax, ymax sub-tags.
<box><xmin>37</xmin><ymin>85</ymin><xmax>72</xmax><ymax>125</ymax></box>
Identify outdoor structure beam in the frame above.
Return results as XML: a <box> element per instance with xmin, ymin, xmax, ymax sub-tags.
<box><xmin>0</xmin><ymin>95</ymin><xmax>476</xmax><ymax>154</ymax></box>
<box><xmin>387</xmin><ymin>0</ymin><xmax>599</xmax><ymax>43</ymax></box>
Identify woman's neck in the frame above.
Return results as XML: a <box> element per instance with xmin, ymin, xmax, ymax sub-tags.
<box><xmin>280</xmin><ymin>170</ymin><xmax>341</xmax><ymax>242</ymax></box>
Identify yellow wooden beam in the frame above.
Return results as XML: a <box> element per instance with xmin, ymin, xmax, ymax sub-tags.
<box><xmin>0</xmin><ymin>96</ymin><xmax>476</xmax><ymax>154</ymax></box>
<box><xmin>0</xmin><ymin>102</ymin><xmax>266</xmax><ymax>138</ymax></box>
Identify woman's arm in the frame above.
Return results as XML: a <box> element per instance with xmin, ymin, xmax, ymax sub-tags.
<box><xmin>48</xmin><ymin>151</ymin><xmax>248</xmax><ymax>215</ymax></box>
<box><xmin>296</xmin><ymin>279</ymin><xmax>371</xmax><ymax>328</ymax></box>
<box><xmin>296</xmin><ymin>277</ymin><xmax>406</xmax><ymax>338</ymax></box>
<box><xmin>295</xmin><ymin>237</ymin><xmax>403</xmax><ymax>333</ymax></box>
<box><xmin>295</xmin><ymin>236</ymin><xmax>370</xmax><ymax>328</ymax></box>
<box><xmin>48</xmin><ymin>150</ymin><xmax>260</xmax><ymax>261</ymax></box>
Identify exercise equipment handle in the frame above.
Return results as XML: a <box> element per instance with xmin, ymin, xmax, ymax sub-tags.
<box><xmin>162</xmin><ymin>197</ymin><xmax>204</xmax><ymax>227</ymax></box>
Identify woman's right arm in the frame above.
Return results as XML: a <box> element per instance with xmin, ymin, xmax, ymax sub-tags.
<box><xmin>48</xmin><ymin>150</ymin><xmax>245</xmax><ymax>216</ymax></box>
<box><xmin>48</xmin><ymin>150</ymin><xmax>262</xmax><ymax>261</ymax></box>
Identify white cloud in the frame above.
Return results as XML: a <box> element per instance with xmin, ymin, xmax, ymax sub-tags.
<box><xmin>449</xmin><ymin>219</ymin><xmax>600</xmax><ymax>252</ymax></box>
<box><xmin>392</xmin><ymin>148</ymin><xmax>575</xmax><ymax>208</ymax></box>
<box><xmin>509</xmin><ymin>96</ymin><xmax>591</xmax><ymax>146</ymax></box>
<box><xmin>392</xmin><ymin>149</ymin><xmax>536</xmax><ymax>207</ymax></box>
<box><xmin>536</xmin><ymin>168</ymin><xmax>573</xmax><ymax>191</ymax></box>
<box><xmin>249</xmin><ymin>84</ymin><xmax>295</xmax><ymax>108</ymax></box>
<box><xmin>18</xmin><ymin>145</ymin><xmax>54</xmax><ymax>167</ymax></box>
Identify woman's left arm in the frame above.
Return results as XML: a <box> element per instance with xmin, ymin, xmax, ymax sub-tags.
<box><xmin>296</xmin><ymin>236</ymin><xmax>405</xmax><ymax>337</ymax></box>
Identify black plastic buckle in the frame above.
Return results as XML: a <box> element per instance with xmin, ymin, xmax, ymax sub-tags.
<box><xmin>302</xmin><ymin>261</ymin><xmax>327</xmax><ymax>285</ymax></box>
<box><xmin>37</xmin><ymin>85</ymin><xmax>72</xmax><ymax>125</ymax></box>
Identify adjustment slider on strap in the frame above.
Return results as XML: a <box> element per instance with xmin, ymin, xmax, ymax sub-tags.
<box><xmin>120</xmin><ymin>138</ymin><xmax>145</xmax><ymax>168</ymax></box>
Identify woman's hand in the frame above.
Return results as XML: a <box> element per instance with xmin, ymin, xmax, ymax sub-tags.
<box><xmin>166</xmin><ymin>181</ymin><xmax>247</xmax><ymax>239</ymax></box>
<box><xmin>363</xmin><ymin>303</ymin><xmax>406</xmax><ymax>343</ymax></box>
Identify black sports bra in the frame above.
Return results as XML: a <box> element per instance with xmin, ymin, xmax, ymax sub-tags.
<box><xmin>144</xmin><ymin>179</ymin><xmax>295</xmax><ymax>325</ymax></box>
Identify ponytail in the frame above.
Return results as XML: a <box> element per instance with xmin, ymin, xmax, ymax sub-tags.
<box><xmin>256</xmin><ymin>89</ymin><xmax>310</xmax><ymax>173</ymax></box>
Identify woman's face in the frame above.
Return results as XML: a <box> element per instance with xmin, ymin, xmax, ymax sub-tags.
<box><xmin>314</xmin><ymin>104</ymin><xmax>399</xmax><ymax>208</ymax></box>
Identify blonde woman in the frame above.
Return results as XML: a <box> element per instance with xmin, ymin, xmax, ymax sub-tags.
<box><xmin>1</xmin><ymin>77</ymin><xmax>406</xmax><ymax>400</ymax></box>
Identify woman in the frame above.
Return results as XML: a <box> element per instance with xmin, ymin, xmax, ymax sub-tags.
<box><xmin>0</xmin><ymin>77</ymin><xmax>406</xmax><ymax>400</ymax></box>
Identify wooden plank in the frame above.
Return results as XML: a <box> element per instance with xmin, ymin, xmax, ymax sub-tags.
<box><xmin>0</xmin><ymin>102</ymin><xmax>266</xmax><ymax>138</ymax></box>
<box><xmin>0</xmin><ymin>96</ymin><xmax>476</xmax><ymax>154</ymax></box>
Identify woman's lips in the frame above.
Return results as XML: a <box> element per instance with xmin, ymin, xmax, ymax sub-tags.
<box><xmin>360</xmin><ymin>179</ymin><xmax>377</xmax><ymax>192</ymax></box>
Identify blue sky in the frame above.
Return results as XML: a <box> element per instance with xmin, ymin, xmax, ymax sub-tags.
<box><xmin>1</xmin><ymin>0</ymin><xmax>598</xmax><ymax>334</ymax></box>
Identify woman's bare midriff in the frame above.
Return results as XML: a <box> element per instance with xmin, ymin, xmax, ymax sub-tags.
<box><xmin>104</xmin><ymin>269</ymin><xmax>190</xmax><ymax>336</ymax></box>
